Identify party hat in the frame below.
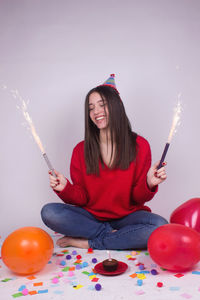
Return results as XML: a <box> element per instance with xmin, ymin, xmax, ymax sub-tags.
<box><xmin>102</xmin><ymin>74</ymin><xmax>119</xmax><ymax>93</ymax></box>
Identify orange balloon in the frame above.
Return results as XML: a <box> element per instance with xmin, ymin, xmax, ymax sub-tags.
<box><xmin>1</xmin><ymin>227</ymin><xmax>54</xmax><ymax>275</ymax></box>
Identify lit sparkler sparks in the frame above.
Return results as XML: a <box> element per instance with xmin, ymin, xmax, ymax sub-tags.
<box><xmin>11</xmin><ymin>89</ymin><xmax>56</xmax><ymax>177</ymax></box>
<box><xmin>157</xmin><ymin>96</ymin><xmax>182</xmax><ymax>170</ymax></box>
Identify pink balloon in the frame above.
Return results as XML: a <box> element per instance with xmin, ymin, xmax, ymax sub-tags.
<box><xmin>170</xmin><ymin>198</ymin><xmax>200</xmax><ymax>232</ymax></box>
<box><xmin>148</xmin><ymin>224</ymin><xmax>200</xmax><ymax>272</ymax></box>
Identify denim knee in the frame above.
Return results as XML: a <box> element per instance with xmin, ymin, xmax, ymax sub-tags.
<box><xmin>155</xmin><ymin>216</ymin><xmax>168</xmax><ymax>227</ymax></box>
<box><xmin>41</xmin><ymin>203</ymin><xmax>55</xmax><ymax>225</ymax></box>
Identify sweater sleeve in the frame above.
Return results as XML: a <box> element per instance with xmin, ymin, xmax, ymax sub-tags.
<box><xmin>132</xmin><ymin>137</ymin><xmax>158</xmax><ymax>205</ymax></box>
<box><xmin>55</xmin><ymin>143</ymin><xmax>88</xmax><ymax>206</ymax></box>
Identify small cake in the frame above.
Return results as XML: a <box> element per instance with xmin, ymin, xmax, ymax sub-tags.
<box><xmin>102</xmin><ymin>258</ymin><xmax>118</xmax><ymax>272</ymax></box>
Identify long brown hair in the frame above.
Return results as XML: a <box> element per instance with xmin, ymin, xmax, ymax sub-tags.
<box><xmin>84</xmin><ymin>85</ymin><xmax>137</xmax><ymax>175</ymax></box>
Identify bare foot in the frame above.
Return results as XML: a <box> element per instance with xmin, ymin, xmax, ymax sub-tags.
<box><xmin>56</xmin><ymin>236</ymin><xmax>89</xmax><ymax>249</ymax></box>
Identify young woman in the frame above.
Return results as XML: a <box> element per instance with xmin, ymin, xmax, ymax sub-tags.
<box><xmin>41</xmin><ymin>74</ymin><xmax>168</xmax><ymax>250</ymax></box>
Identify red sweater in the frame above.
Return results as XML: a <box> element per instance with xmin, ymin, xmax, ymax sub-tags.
<box><xmin>56</xmin><ymin>135</ymin><xmax>157</xmax><ymax>221</ymax></box>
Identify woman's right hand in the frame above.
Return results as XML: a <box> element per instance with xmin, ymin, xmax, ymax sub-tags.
<box><xmin>49</xmin><ymin>170</ymin><xmax>67</xmax><ymax>192</ymax></box>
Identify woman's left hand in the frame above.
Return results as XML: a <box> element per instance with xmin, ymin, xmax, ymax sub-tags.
<box><xmin>147</xmin><ymin>161</ymin><xmax>167</xmax><ymax>190</ymax></box>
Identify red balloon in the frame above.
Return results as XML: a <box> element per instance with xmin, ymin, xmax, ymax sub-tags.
<box><xmin>170</xmin><ymin>198</ymin><xmax>200</xmax><ymax>232</ymax></box>
<box><xmin>148</xmin><ymin>224</ymin><xmax>200</xmax><ymax>272</ymax></box>
<box><xmin>1</xmin><ymin>227</ymin><xmax>54</xmax><ymax>275</ymax></box>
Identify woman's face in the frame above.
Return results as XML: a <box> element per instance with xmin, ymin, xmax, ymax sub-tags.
<box><xmin>88</xmin><ymin>92</ymin><xmax>109</xmax><ymax>130</ymax></box>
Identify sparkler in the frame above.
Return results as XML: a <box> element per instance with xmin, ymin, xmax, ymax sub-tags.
<box><xmin>11</xmin><ymin>88</ymin><xmax>56</xmax><ymax>177</ymax></box>
<box><xmin>157</xmin><ymin>95</ymin><xmax>182</xmax><ymax>170</ymax></box>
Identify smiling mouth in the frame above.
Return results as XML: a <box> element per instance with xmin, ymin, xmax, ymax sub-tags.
<box><xmin>95</xmin><ymin>116</ymin><xmax>105</xmax><ymax>121</ymax></box>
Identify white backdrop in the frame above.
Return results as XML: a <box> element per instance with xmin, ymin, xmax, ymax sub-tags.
<box><xmin>0</xmin><ymin>0</ymin><xmax>200</xmax><ymax>239</ymax></box>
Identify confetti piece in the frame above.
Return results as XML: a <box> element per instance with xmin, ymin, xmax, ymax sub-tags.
<box><xmin>62</xmin><ymin>266</ymin><xmax>70</xmax><ymax>272</ymax></box>
<box><xmin>157</xmin><ymin>282</ymin><xmax>163</xmax><ymax>288</ymax></box>
<box><xmin>27</xmin><ymin>276</ymin><xmax>36</xmax><ymax>280</ymax></box>
<box><xmin>61</xmin><ymin>250</ymin><xmax>69</xmax><ymax>254</ymax></box>
<box><xmin>18</xmin><ymin>285</ymin><xmax>26</xmax><ymax>291</ymax></box>
<box><xmin>38</xmin><ymin>289</ymin><xmax>48</xmax><ymax>294</ymax></box>
<box><xmin>68</xmin><ymin>271</ymin><xmax>75</xmax><ymax>277</ymax></box>
<box><xmin>52</xmin><ymin>278</ymin><xmax>59</xmax><ymax>284</ymax></box>
<box><xmin>76</xmin><ymin>264</ymin><xmax>82</xmax><ymax>270</ymax></box>
<box><xmin>192</xmin><ymin>271</ymin><xmax>200</xmax><ymax>275</ymax></box>
<box><xmin>137</xmin><ymin>279</ymin><xmax>143</xmax><ymax>286</ymax></box>
<box><xmin>129</xmin><ymin>273</ymin><xmax>137</xmax><ymax>278</ymax></box>
<box><xmin>139</xmin><ymin>264</ymin><xmax>145</xmax><ymax>270</ymax></box>
<box><xmin>126</xmin><ymin>255</ymin><xmax>133</xmax><ymax>258</ymax></box>
<box><xmin>73</xmin><ymin>284</ymin><xmax>83</xmax><ymax>289</ymax></box>
<box><xmin>169</xmin><ymin>286</ymin><xmax>180</xmax><ymax>291</ymax></box>
<box><xmin>82</xmin><ymin>262</ymin><xmax>89</xmax><ymax>268</ymax></box>
<box><xmin>28</xmin><ymin>291</ymin><xmax>37</xmax><ymax>295</ymax></box>
<box><xmin>60</xmin><ymin>260</ymin><xmax>66</xmax><ymax>266</ymax></box>
<box><xmin>87</xmin><ymin>248</ymin><xmax>93</xmax><ymax>253</ymax></box>
<box><xmin>136</xmin><ymin>271</ymin><xmax>150</xmax><ymax>274</ymax></box>
<box><xmin>135</xmin><ymin>290</ymin><xmax>145</xmax><ymax>295</ymax></box>
<box><xmin>33</xmin><ymin>282</ymin><xmax>43</xmax><ymax>287</ymax></box>
<box><xmin>137</xmin><ymin>274</ymin><xmax>146</xmax><ymax>280</ymax></box>
<box><xmin>74</xmin><ymin>259</ymin><xmax>82</xmax><ymax>264</ymax></box>
<box><xmin>53</xmin><ymin>290</ymin><xmax>64</xmax><ymax>295</ymax></box>
<box><xmin>131</xmin><ymin>251</ymin><xmax>137</xmax><ymax>256</ymax></box>
<box><xmin>72</xmin><ymin>250</ymin><xmax>77</xmax><ymax>255</ymax></box>
<box><xmin>92</xmin><ymin>277</ymin><xmax>99</xmax><ymax>282</ymax></box>
<box><xmin>69</xmin><ymin>266</ymin><xmax>75</xmax><ymax>271</ymax></box>
<box><xmin>89</xmin><ymin>275</ymin><xmax>97</xmax><ymax>280</ymax></box>
<box><xmin>82</xmin><ymin>271</ymin><xmax>90</xmax><ymax>275</ymax></box>
<box><xmin>128</xmin><ymin>257</ymin><xmax>136</xmax><ymax>260</ymax></box>
<box><xmin>58</xmin><ymin>272</ymin><xmax>64</xmax><ymax>277</ymax></box>
<box><xmin>12</xmin><ymin>293</ymin><xmax>23</xmax><ymax>298</ymax></box>
<box><xmin>174</xmin><ymin>273</ymin><xmax>184</xmax><ymax>278</ymax></box>
<box><xmin>22</xmin><ymin>289</ymin><xmax>29</xmax><ymax>296</ymax></box>
<box><xmin>95</xmin><ymin>283</ymin><xmax>102</xmax><ymax>291</ymax></box>
<box><xmin>151</xmin><ymin>269</ymin><xmax>158</xmax><ymax>275</ymax></box>
<box><xmin>1</xmin><ymin>278</ymin><xmax>12</xmax><ymax>282</ymax></box>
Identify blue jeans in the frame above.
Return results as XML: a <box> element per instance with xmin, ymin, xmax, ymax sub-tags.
<box><xmin>41</xmin><ymin>203</ymin><xmax>168</xmax><ymax>250</ymax></box>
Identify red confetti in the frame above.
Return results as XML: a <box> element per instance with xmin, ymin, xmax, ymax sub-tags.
<box><xmin>174</xmin><ymin>273</ymin><xmax>184</xmax><ymax>278</ymax></box>
<box><xmin>157</xmin><ymin>282</ymin><xmax>163</xmax><ymax>287</ymax></box>
<box><xmin>92</xmin><ymin>278</ymin><xmax>99</xmax><ymax>282</ymax></box>
<box><xmin>88</xmin><ymin>248</ymin><xmax>93</xmax><ymax>253</ymax></box>
<box><xmin>76</xmin><ymin>255</ymin><xmax>82</xmax><ymax>259</ymax></box>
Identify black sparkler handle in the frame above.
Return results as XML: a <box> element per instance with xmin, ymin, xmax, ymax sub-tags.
<box><xmin>157</xmin><ymin>142</ymin><xmax>170</xmax><ymax>170</ymax></box>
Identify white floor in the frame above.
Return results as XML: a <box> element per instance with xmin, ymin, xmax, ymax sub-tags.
<box><xmin>1</xmin><ymin>234</ymin><xmax>200</xmax><ymax>300</ymax></box>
